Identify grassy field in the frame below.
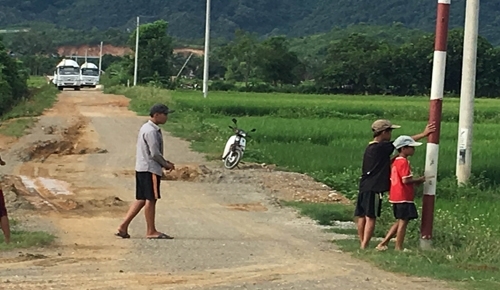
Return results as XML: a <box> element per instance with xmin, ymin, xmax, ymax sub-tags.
<box><xmin>108</xmin><ymin>85</ymin><xmax>500</xmax><ymax>289</ymax></box>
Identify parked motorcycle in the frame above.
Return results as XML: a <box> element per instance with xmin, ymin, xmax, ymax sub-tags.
<box><xmin>221</xmin><ymin>118</ymin><xmax>256</xmax><ymax>169</ymax></box>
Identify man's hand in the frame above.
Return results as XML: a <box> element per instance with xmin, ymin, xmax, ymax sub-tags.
<box><xmin>164</xmin><ymin>161</ymin><xmax>175</xmax><ymax>171</ymax></box>
<box><xmin>423</xmin><ymin>122</ymin><xmax>437</xmax><ymax>136</ymax></box>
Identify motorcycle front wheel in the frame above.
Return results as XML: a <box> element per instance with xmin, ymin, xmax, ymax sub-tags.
<box><xmin>223</xmin><ymin>149</ymin><xmax>242</xmax><ymax>169</ymax></box>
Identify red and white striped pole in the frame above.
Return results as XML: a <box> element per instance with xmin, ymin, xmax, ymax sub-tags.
<box><xmin>420</xmin><ymin>0</ymin><xmax>451</xmax><ymax>250</ymax></box>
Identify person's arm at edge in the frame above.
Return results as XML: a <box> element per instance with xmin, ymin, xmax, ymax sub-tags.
<box><xmin>411</xmin><ymin>122</ymin><xmax>437</xmax><ymax>142</ymax></box>
<box><xmin>403</xmin><ymin>176</ymin><xmax>425</xmax><ymax>185</ymax></box>
<box><xmin>397</xmin><ymin>159</ymin><xmax>425</xmax><ymax>185</ymax></box>
<box><xmin>144</xmin><ymin>131</ymin><xmax>174</xmax><ymax>170</ymax></box>
<box><xmin>384</xmin><ymin>141</ymin><xmax>397</xmax><ymax>162</ymax></box>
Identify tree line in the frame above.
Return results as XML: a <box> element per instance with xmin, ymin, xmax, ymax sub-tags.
<box><xmin>317</xmin><ymin>29</ymin><xmax>500</xmax><ymax>97</ymax></box>
<box><xmin>5</xmin><ymin>21</ymin><xmax>500</xmax><ymax>98</ymax></box>
<box><xmin>205</xmin><ymin>29</ymin><xmax>500</xmax><ymax>97</ymax></box>
<box><xmin>99</xmin><ymin>25</ymin><xmax>500</xmax><ymax>98</ymax></box>
<box><xmin>0</xmin><ymin>38</ymin><xmax>28</xmax><ymax>115</ymax></box>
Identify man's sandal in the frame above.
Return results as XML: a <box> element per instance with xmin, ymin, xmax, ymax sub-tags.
<box><xmin>147</xmin><ymin>233</ymin><xmax>173</xmax><ymax>239</ymax></box>
<box><xmin>115</xmin><ymin>230</ymin><xmax>130</xmax><ymax>239</ymax></box>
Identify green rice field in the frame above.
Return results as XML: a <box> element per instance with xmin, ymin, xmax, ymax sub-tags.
<box><xmin>168</xmin><ymin>91</ymin><xmax>500</xmax><ymax>184</ymax></box>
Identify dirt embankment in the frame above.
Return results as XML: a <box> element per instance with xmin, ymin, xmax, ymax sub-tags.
<box><xmin>56</xmin><ymin>45</ymin><xmax>204</xmax><ymax>57</ymax></box>
<box><xmin>2</xmin><ymin>116</ymin><xmax>122</xmax><ymax>214</ymax></box>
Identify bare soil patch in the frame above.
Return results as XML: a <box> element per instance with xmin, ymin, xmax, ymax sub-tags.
<box><xmin>2</xmin><ymin>175</ymin><xmax>126</xmax><ymax>214</ymax></box>
<box><xmin>17</xmin><ymin>117</ymin><xmax>107</xmax><ymax>162</ymax></box>
<box><xmin>158</xmin><ymin>163</ymin><xmax>351</xmax><ymax>204</ymax></box>
<box><xmin>226</xmin><ymin>202</ymin><xmax>268</xmax><ymax>212</ymax></box>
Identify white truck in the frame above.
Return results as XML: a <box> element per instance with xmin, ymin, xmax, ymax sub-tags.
<box><xmin>53</xmin><ymin>59</ymin><xmax>81</xmax><ymax>91</ymax></box>
<box><xmin>80</xmin><ymin>62</ymin><xmax>100</xmax><ymax>88</ymax></box>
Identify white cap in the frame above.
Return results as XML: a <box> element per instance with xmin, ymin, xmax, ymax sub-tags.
<box><xmin>393</xmin><ymin>135</ymin><xmax>422</xmax><ymax>149</ymax></box>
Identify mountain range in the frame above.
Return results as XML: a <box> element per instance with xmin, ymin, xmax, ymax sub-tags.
<box><xmin>1</xmin><ymin>0</ymin><xmax>499</xmax><ymax>45</ymax></box>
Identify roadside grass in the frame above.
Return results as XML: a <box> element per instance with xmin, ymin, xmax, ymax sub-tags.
<box><xmin>0</xmin><ymin>230</ymin><xmax>55</xmax><ymax>251</ymax></box>
<box><xmin>110</xmin><ymin>85</ymin><xmax>500</xmax><ymax>289</ymax></box>
<box><xmin>27</xmin><ymin>76</ymin><xmax>48</xmax><ymax>89</ymax></box>
<box><xmin>336</xmin><ymin>239</ymin><xmax>498</xmax><ymax>289</ymax></box>
<box><xmin>0</xmin><ymin>218</ymin><xmax>55</xmax><ymax>251</ymax></box>
<box><xmin>105</xmin><ymin>85</ymin><xmax>172</xmax><ymax>116</ymax></box>
<box><xmin>0</xmin><ymin>80</ymin><xmax>58</xmax><ymax>137</ymax></box>
<box><xmin>0</xmin><ymin>118</ymin><xmax>36</xmax><ymax>137</ymax></box>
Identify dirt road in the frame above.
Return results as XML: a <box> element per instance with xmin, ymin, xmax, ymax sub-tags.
<box><xmin>0</xmin><ymin>90</ymin><xmax>452</xmax><ymax>289</ymax></box>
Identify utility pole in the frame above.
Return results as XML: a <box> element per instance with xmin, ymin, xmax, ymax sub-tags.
<box><xmin>420</xmin><ymin>0</ymin><xmax>451</xmax><ymax>250</ymax></box>
<box><xmin>176</xmin><ymin>52</ymin><xmax>194</xmax><ymax>79</ymax></box>
<box><xmin>202</xmin><ymin>0</ymin><xmax>211</xmax><ymax>98</ymax></box>
<box><xmin>98</xmin><ymin>41</ymin><xmax>103</xmax><ymax>76</ymax></box>
<box><xmin>133</xmin><ymin>16</ymin><xmax>140</xmax><ymax>86</ymax></box>
<box><xmin>456</xmin><ymin>0</ymin><xmax>479</xmax><ymax>184</ymax></box>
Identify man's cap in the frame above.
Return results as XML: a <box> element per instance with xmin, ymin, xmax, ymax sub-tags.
<box><xmin>149</xmin><ymin>103</ymin><xmax>175</xmax><ymax>116</ymax></box>
<box><xmin>371</xmin><ymin>119</ymin><xmax>401</xmax><ymax>133</ymax></box>
<box><xmin>393</xmin><ymin>135</ymin><xmax>422</xmax><ymax>149</ymax></box>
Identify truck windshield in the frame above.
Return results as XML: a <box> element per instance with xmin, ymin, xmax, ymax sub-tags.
<box><xmin>59</xmin><ymin>67</ymin><xmax>79</xmax><ymax>75</ymax></box>
<box><xmin>81</xmin><ymin>68</ymin><xmax>99</xmax><ymax>76</ymax></box>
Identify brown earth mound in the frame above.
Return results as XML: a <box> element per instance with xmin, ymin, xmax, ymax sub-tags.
<box><xmin>18</xmin><ymin>118</ymin><xmax>107</xmax><ymax>162</ymax></box>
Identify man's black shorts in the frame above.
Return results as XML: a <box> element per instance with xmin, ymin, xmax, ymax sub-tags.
<box><xmin>136</xmin><ymin>171</ymin><xmax>161</xmax><ymax>200</ymax></box>
<box><xmin>392</xmin><ymin>202</ymin><xmax>418</xmax><ymax>221</ymax></box>
<box><xmin>354</xmin><ymin>191</ymin><xmax>382</xmax><ymax>218</ymax></box>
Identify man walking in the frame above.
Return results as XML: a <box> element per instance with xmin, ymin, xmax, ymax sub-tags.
<box><xmin>116</xmin><ymin>103</ymin><xmax>175</xmax><ymax>239</ymax></box>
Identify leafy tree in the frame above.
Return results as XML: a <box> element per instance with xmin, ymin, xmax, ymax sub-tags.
<box><xmin>319</xmin><ymin>34</ymin><xmax>393</xmax><ymax>94</ymax></box>
<box><xmin>9</xmin><ymin>30</ymin><xmax>55</xmax><ymax>56</ymax></box>
<box><xmin>0</xmin><ymin>38</ymin><xmax>28</xmax><ymax>114</ymax></box>
<box><xmin>257</xmin><ymin>36</ymin><xmax>302</xmax><ymax>85</ymax></box>
<box><xmin>102</xmin><ymin>60</ymin><xmax>132</xmax><ymax>87</ymax></box>
<box><xmin>477</xmin><ymin>47</ymin><xmax>500</xmax><ymax>97</ymax></box>
<box><xmin>6</xmin><ymin>30</ymin><xmax>58</xmax><ymax>76</ymax></box>
<box><xmin>129</xmin><ymin>20</ymin><xmax>173</xmax><ymax>84</ymax></box>
<box><xmin>391</xmin><ymin>34</ymin><xmax>434</xmax><ymax>95</ymax></box>
<box><xmin>443</xmin><ymin>29</ymin><xmax>494</xmax><ymax>95</ymax></box>
<box><xmin>217</xmin><ymin>30</ymin><xmax>260</xmax><ymax>85</ymax></box>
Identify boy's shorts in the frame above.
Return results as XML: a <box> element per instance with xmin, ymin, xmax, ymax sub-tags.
<box><xmin>392</xmin><ymin>202</ymin><xmax>418</xmax><ymax>221</ymax></box>
<box><xmin>0</xmin><ymin>189</ymin><xmax>7</xmax><ymax>217</ymax></box>
<box><xmin>354</xmin><ymin>191</ymin><xmax>383</xmax><ymax>218</ymax></box>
